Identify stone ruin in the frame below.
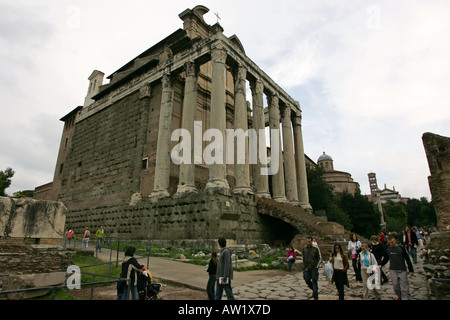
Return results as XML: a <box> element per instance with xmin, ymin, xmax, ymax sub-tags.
<box><xmin>422</xmin><ymin>132</ymin><xmax>450</xmax><ymax>231</ymax></box>
<box><xmin>422</xmin><ymin>132</ymin><xmax>450</xmax><ymax>299</ymax></box>
<box><xmin>33</xmin><ymin>5</ymin><xmax>352</xmax><ymax>246</ymax></box>
<box><xmin>0</xmin><ymin>196</ymin><xmax>70</xmax><ymax>299</ymax></box>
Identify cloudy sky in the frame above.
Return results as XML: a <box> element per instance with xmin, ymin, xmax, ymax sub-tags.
<box><xmin>1</xmin><ymin>0</ymin><xmax>449</xmax><ymax>200</ymax></box>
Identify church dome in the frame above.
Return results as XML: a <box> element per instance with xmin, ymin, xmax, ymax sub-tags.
<box><xmin>318</xmin><ymin>152</ymin><xmax>333</xmax><ymax>162</ymax></box>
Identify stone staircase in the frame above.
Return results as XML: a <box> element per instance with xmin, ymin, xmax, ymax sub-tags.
<box><xmin>255</xmin><ymin>197</ymin><xmax>351</xmax><ymax>254</ymax></box>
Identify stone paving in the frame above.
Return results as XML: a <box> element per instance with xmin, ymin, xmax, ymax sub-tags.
<box><xmin>233</xmin><ymin>251</ymin><xmax>431</xmax><ymax>300</ymax></box>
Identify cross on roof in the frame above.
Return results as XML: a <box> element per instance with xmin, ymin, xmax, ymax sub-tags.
<box><xmin>214</xmin><ymin>12</ymin><xmax>221</xmax><ymax>23</ymax></box>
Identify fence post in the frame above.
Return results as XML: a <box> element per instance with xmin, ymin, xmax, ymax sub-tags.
<box><xmin>109</xmin><ymin>244</ymin><xmax>113</xmax><ymax>277</ymax></box>
<box><xmin>90</xmin><ymin>275</ymin><xmax>96</xmax><ymax>300</ymax></box>
<box><xmin>432</xmin><ymin>277</ymin><xmax>440</xmax><ymax>300</ymax></box>
<box><xmin>116</xmin><ymin>240</ymin><xmax>120</xmax><ymax>268</ymax></box>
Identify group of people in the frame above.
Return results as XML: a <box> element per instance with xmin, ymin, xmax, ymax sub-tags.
<box><xmin>116</xmin><ymin>237</ymin><xmax>236</xmax><ymax>300</ymax></box>
<box><xmin>64</xmin><ymin>225</ymin><xmax>106</xmax><ymax>251</ymax></box>
<box><xmin>326</xmin><ymin>230</ymin><xmax>417</xmax><ymax>300</ymax></box>
<box><xmin>206</xmin><ymin>237</ymin><xmax>236</xmax><ymax>300</ymax></box>
<box><xmin>279</xmin><ymin>230</ymin><xmax>418</xmax><ymax>301</ymax></box>
<box><xmin>70</xmin><ymin>228</ymin><xmax>424</xmax><ymax>300</ymax></box>
<box><xmin>205</xmin><ymin>232</ymin><xmax>418</xmax><ymax>301</ymax></box>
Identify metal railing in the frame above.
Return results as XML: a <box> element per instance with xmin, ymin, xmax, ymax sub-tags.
<box><xmin>431</xmin><ymin>277</ymin><xmax>450</xmax><ymax>300</ymax></box>
<box><xmin>1</xmin><ymin>237</ymin><xmax>152</xmax><ymax>300</ymax></box>
<box><xmin>0</xmin><ymin>274</ymin><xmax>126</xmax><ymax>300</ymax></box>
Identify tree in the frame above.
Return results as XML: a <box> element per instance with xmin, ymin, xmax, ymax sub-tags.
<box><xmin>306</xmin><ymin>166</ymin><xmax>334</xmax><ymax>212</ymax></box>
<box><xmin>420</xmin><ymin>197</ymin><xmax>437</xmax><ymax>227</ymax></box>
<box><xmin>336</xmin><ymin>191</ymin><xmax>380</xmax><ymax>239</ymax></box>
<box><xmin>383</xmin><ymin>201</ymin><xmax>409</xmax><ymax>233</ymax></box>
<box><xmin>405</xmin><ymin>197</ymin><xmax>437</xmax><ymax>227</ymax></box>
<box><xmin>0</xmin><ymin>167</ymin><xmax>15</xmax><ymax>196</ymax></box>
<box><xmin>327</xmin><ymin>202</ymin><xmax>353</xmax><ymax>231</ymax></box>
<box><xmin>406</xmin><ymin>198</ymin><xmax>422</xmax><ymax>226</ymax></box>
<box><xmin>13</xmin><ymin>190</ymin><xmax>34</xmax><ymax>198</ymax></box>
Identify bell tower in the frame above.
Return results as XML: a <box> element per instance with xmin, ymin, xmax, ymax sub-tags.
<box><xmin>83</xmin><ymin>70</ymin><xmax>105</xmax><ymax>107</ymax></box>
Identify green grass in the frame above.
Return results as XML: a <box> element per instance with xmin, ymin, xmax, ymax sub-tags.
<box><xmin>72</xmin><ymin>254</ymin><xmax>122</xmax><ymax>284</ymax></box>
<box><xmin>32</xmin><ymin>253</ymin><xmax>122</xmax><ymax>300</ymax></box>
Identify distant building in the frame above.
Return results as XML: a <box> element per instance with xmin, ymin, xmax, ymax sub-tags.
<box><xmin>367</xmin><ymin>172</ymin><xmax>408</xmax><ymax>204</ymax></box>
<box><xmin>317</xmin><ymin>152</ymin><xmax>360</xmax><ymax>195</ymax></box>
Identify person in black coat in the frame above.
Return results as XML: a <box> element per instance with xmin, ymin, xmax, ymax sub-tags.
<box><xmin>121</xmin><ymin>246</ymin><xmax>144</xmax><ymax>300</ymax></box>
<box><xmin>206</xmin><ymin>251</ymin><xmax>218</xmax><ymax>300</ymax></box>
<box><xmin>405</xmin><ymin>226</ymin><xmax>419</xmax><ymax>263</ymax></box>
<box><xmin>369</xmin><ymin>235</ymin><xmax>389</xmax><ymax>284</ymax></box>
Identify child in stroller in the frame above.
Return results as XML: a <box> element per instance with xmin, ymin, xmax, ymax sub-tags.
<box><xmin>137</xmin><ymin>267</ymin><xmax>162</xmax><ymax>300</ymax></box>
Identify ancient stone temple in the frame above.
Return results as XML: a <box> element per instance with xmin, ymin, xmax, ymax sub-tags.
<box><xmin>34</xmin><ymin>6</ymin><xmax>320</xmax><ymax>245</ymax></box>
<box><xmin>422</xmin><ymin>132</ymin><xmax>450</xmax><ymax>231</ymax></box>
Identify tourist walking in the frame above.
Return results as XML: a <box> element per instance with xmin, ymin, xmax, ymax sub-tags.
<box><xmin>348</xmin><ymin>233</ymin><xmax>362</xmax><ymax>282</ymax></box>
<box><xmin>399</xmin><ymin>230</ymin><xmax>407</xmax><ymax>245</ymax></box>
<box><xmin>329</xmin><ymin>243</ymin><xmax>349</xmax><ymax>300</ymax></box>
<box><xmin>121</xmin><ymin>246</ymin><xmax>145</xmax><ymax>300</ymax></box>
<box><xmin>95</xmin><ymin>225</ymin><xmax>105</xmax><ymax>252</ymax></box>
<box><xmin>82</xmin><ymin>227</ymin><xmax>90</xmax><ymax>249</ymax></box>
<box><xmin>287</xmin><ymin>246</ymin><xmax>296</xmax><ymax>272</ymax></box>
<box><xmin>406</xmin><ymin>226</ymin><xmax>418</xmax><ymax>263</ymax></box>
<box><xmin>303</xmin><ymin>236</ymin><xmax>321</xmax><ymax>300</ymax></box>
<box><xmin>65</xmin><ymin>228</ymin><xmax>74</xmax><ymax>248</ymax></box>
<box><xmin>369</xmin><ymin>235</ymin><xmax>388</xmax><ymax>284</ymax></box>
<box><xmin>359</xmin><ymin>243</ymin><xmax>381</xmax><ymax>300</ymax></box>
<box><xmin>206</xmin><ymin>251</ymin><xmax>218</xmax><ymax>300</ymax></box>
<box><xmin>414</xmin><ymin>227</ymin><xmax>424</xmax><ymax>248</ymax></box>
<box><xmin>380</xmin><ymin>235</ymin><xmax>414</xmax><ymax>300</ymax></box>
<box><xmin>215</xmin><ymin>237</ymin><xmax>235</xmax><ymax>300</ymax></box>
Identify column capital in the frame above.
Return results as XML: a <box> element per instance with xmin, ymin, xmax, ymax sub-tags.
<box><xmin>292</xmin><ymin>113</ymin><xmax>302</xmax><ymax>126</ymax></box>
<box><xmin>161</xmin><ymin>72</ymin><xmax>174</xmax><ymax>88</ymax></box>
<box><xmin>232</xmin><ymin>63</ymin><xmax>247</xmax><ymax>80</ymax></box>
<box><xmin>210</xmin><ymin>43</ymin><xmax>227</xmax><ymax>64</ymax></box>
<box><xmin>250</xmin><ymin>79</ymin><xmax>264</xmax><ymax>95</ymax></box>
<box><xmin>282</xmin><ymin>104</ymin><xmax>292</xmax><ymax>119</ymax></box>
<box><xmin>184</xmin><ymin>60</ymin><xmax>199</xmax><ymax>77</ymax></box>
<box><xmin>268</xmin><ymin>93</ymin><xmax>280</xmax><ymax>110</ymax></box>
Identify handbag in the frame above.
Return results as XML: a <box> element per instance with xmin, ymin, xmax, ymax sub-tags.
<box><xmin>323</xmin><ymin>261</ymin><xmax>333</xmax><ymax>278</ymax></box>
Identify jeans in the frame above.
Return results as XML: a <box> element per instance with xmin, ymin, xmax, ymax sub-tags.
<box><xmin>215</xmin><ymin>280</ymin><xmax>235</xmax><ymax>300</ymax></box>
<box><xmin>97</xmin><ymin>238</ymin><xmax>103</xmax><ymax>251</ymax></box>
<box><xmin>82</xmin><ymin>239</ymin><xmax>89</xmax><ymax>249</ymax></box>
<box><xmin>303</xmin><ymin>268</ymin><xmax>319</xmax><ymax>300</ymax></box>
<box><xmin>408</xmin><ymin>246</ymin><xmax>417</xmax><ymax>263</ymax></box>
<box><xmin>206</xmin><ymin>274</ymin><xmax>216</xmax><ymax>300</ymax></box>
<box><xmin>288</xmin><ymin>258</ymin><xmax>295</xmax><ymax>272</ymax></box>
<box><xmin>121</xmin><ymin>285</ymin><xmax>139</xmax><ymax>300</ymax></box>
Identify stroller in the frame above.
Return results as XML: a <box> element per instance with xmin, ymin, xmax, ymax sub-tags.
<box><xmin>137</xmin><ymin>268</ymin><xmax>163</xmax><ymax>300</ymax></box>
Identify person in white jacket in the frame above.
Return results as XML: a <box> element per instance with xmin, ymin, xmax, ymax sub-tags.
<box><xmin>359</xmin><ymin>243</ymin><xmax>381</xmax><ymax>300</ymax></box>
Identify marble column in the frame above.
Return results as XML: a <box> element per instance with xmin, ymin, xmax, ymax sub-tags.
<box><xmin>233</xmin><ymin>64</ymin><xmax>252</xmax><ymax>195</ymax></box>
<box><xmin>150</xmin><ymin>73</ymin><xmax>174</xmax><ymax>201</ymax></box>
<box><xmin>176</xmin><ymin>61</ymin><xmax>198</xmax><ymax>196</ymax></box>
<box><xmin>204</xmin><ymin>44</ymin><xmax>230</xmax><ymax>195</ymax></box>
<box><xmin>268</xmin><ymin>94</ymin><xmax>287</xmax><ymax>202</ymax></box>
<box><xmin>281</xmin><ymin>105</ymin><xmax>299</xmax><ymax>204</ymax></box>
<box><xmin>250</xmin><ymin>79</ymin><xmax>270</xmax><ymax>198</ymax></box>
<box><xmin>292</xmin><ymin>109</ymin><xmax>312</xmax><ymax>210</ymax></box>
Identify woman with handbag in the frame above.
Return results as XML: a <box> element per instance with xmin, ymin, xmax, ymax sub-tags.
<box><xmin>330</xmin><ymin>243</ymin><xmax>349</xmax><ymax>300</ymax></box>
<box><xmin>348</xmin><ymin>233</ymin><xmax>362</xmax><ymax>282</ymax></box>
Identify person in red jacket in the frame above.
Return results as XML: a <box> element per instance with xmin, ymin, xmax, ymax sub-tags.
<box><xmin>287</xmin><ymin>246</ymin><xmax>296</xmax><ymax>272</ymax></box>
